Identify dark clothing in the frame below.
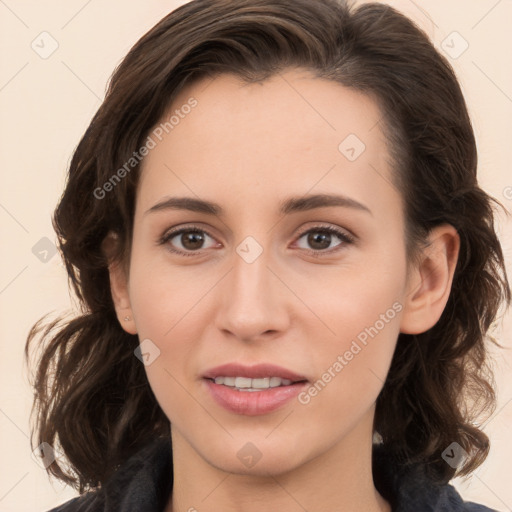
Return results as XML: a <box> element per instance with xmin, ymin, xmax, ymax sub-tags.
<box><xmin>47</xmin><ymin>438</ymin><xmax>498</xmax><ymax>512</ymax></box>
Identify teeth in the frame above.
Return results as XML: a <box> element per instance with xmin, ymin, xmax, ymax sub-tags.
<box><xmin>213</xmin><ymin>376</ymin><xmax>294</xmax><ymax>389</ymax></box>
<box><xmin>235</xmin><ymin>377</ymin><xmax>252</xmax><ymax>388</ymax></box>
<box><xmin>252</xmin><ymin>377</ymin><xmax>270</xmax><ymax>389</ymax></box>
<box><xmin>269</xmin><ymin>376</ymin><xmax>281</xmax><ymax>387</ymax></box>
<box><xmin>223</xmin><ymin>376</ymin><xmax>236</xmax><ymax>386</ymax></box>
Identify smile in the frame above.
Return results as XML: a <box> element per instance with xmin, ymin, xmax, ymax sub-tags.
<box><xmin>212</xmin><ymin>376</ymin><xmax>294</xmax><ymax>391</ymax></box>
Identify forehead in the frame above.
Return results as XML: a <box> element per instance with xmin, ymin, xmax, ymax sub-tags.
<box><xmin>137</xmin><ymin>69</ymin><xmax>398</xmax><ymax>217</ymax></box>
<box><xmin>166</xmin><ymin>69</ymin><xmax>384</xmax><ymax>152</ymax></box>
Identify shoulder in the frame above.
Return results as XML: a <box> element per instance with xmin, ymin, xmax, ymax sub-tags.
<box><xmin>44</xmin><ymin>437</ymin><xmax>173</xmax><ymax>512</ymax></box>
<box><xmin>441</xmin><ymin>483</ymin><xmax>499</xmax><ymax>512</ymax></box>
<box><xmin>372</xmin><ymin>443</ymin><xmax>499</xmax><ymax>512</ymax></box>
<box><xmin>46</xmin><ymin>492</ymin><xmax>102</xmax><ymax>512</ymax></box>
<box><xmin>461</xmin><ymin>501</ymin><xmax>500</xmax><ymax>512</ymax></box>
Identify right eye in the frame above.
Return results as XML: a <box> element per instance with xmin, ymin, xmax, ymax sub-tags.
<box><xmin>159</xmin><ymin>226</ymin><xmax>221</xmax><ymax>256</ymax></box>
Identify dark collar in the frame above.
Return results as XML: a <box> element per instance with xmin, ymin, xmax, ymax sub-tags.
<box><xmin>372</xmin><ymin>443</ymin><xmax>466</xmax><ymax>512</ymax></box>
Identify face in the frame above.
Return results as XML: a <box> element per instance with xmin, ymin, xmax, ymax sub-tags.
<box><xmin>116</xmin><ymin>69</ymin><xmax>415</xmax><ymax>475</ymax></box>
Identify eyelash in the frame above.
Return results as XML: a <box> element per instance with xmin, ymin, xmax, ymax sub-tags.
<box><xmin>158</xmin><ymin>224</ymin><xmax>355</xmax><ymax>258</ymax></box>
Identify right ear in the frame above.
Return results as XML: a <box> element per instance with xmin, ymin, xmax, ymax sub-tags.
<box><xmin>102</xmin><ymin>232</ymin><xmax>137</xmax><ymax>335</ymax></box>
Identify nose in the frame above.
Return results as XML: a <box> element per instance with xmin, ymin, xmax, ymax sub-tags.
<box><xmin>214</xmin><ymin>247</ymin><xmax>291</xmax><ymax>342</ymax></box>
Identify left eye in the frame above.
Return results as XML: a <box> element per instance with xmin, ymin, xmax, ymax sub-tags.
<box><xmin>295</xmin><ymin>227</ymin><xmax>352</xmax><ymax>252</ymax></box>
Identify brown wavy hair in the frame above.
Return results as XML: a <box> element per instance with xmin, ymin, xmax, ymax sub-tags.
<box><xmin>25</xmin><ymin>0</ymin><xmax>510</xmax><ymax>493</ymax></box>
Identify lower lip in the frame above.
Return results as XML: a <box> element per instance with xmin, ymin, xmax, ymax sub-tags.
<box><xmin>204</xmin><ymin>379</ymin><xmax>307</xmax><ymax>416</ymax></box>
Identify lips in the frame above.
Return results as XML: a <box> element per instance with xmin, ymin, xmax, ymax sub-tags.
<box><xmin>202</xmin><ymin>363</ymin><xmax>309</xmax><ymax>415</ymax></box>
<box><xmin>203</xmin><ymin>363</ymin><xmax>308</xmax><ymax>382</ymax></box>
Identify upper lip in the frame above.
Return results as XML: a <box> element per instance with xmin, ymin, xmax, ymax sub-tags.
<box><xmin>203</xmin><ymin>363</ymin><xmax>308</xmax><ymax>382</ymax></box>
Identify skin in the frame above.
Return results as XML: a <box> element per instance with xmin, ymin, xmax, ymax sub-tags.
<box><xmin>108</xmin><ymin>68</ymin><xmax>460</xmax><ymax>512</ymax></box>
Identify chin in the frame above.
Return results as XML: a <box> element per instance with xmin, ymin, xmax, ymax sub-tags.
<box><xmin>194</xmin><ymin>433</ymin><xmax>313</xmax><ymax>477</ymax></box>
<box><xmin>211</xmin><ymin>450</ymin><xmax>305</xmax><ymax>478</ymax></box>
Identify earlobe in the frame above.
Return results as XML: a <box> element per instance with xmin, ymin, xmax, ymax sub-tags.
<box><xmin>400</xmin><ymin>224</ymin><xmax>460</xmax><ymax>335</ymax></box>
<box><xmin>102</xmin><ymin>232</ymin><xmax>138</xmax><ymax>335</ymax></box>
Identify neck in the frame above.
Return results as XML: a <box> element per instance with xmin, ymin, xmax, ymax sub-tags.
<box><xmin>166</xmin><ymin>408</ymin><xmax>391</xmax><ymax>512</ymax></box>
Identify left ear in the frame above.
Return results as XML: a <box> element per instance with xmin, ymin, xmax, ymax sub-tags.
<box><xmin>102</xmin><ymin>231</ymin><xmax>138</xmax><ymax>336</ymax></box>
<box><xmin>400</xmin><ymin>224</ymin><xmax>460</xmax><ymax>335</ymax></box>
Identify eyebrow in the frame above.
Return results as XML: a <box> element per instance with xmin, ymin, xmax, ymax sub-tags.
<box><xmin>145</xmin><ymin>193</ymin><xmax>372</xmax><ymax>217</ymax></box>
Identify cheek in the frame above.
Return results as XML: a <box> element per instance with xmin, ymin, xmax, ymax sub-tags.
<box><xmin>295</xmin><ymin>253</ymin><xmax>405</xmax><ymax>406</ymax></box>
<box><xmin>294</xmin><ymin>297</ymin><xmax>402</xmax><ymax>442</ymax></box>
<box><xmin>301</xmin><ymin>253</ymin><xmax>405</xmax><ymax>350</ymax></box>
<box><xmin>128</xmin><ymin>246</ymin><xmax>214</xmax><ymax>339</ymax></box>
<box><xmin>126</xmin><ymin>248</ymin><xmax>215</xmax><ymax>418</ymax></box>
<box><xmin>129</xmin><ymin>264</ymin><xmax>203</xmax><ymax>425</ymax></box>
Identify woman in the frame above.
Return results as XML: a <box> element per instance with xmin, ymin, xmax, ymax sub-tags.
<box><xmin>26</xmin><ymin>0</ymin><xmax>510</xmax><ymax>511</ymax></box>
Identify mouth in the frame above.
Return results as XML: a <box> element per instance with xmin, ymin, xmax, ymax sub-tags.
<box><xmin>207</xmin><ymin>375</ymin><xmax>303</xmax><ymax>391</ymax></box>
<box><xmin>202</xmin><ymin>363</ymin><xmax>309</xmax><ymax>415</ymax></box>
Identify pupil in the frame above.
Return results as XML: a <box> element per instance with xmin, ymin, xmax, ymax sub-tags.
<box><xmin>182</xmin><ymin>231</ymin><xmax>204</xmax><ymax>249</ymax></box>
<box><xmin>308</xmin><ymin>232</ymin><xmax>331</xmax><ymax>250</ymax></box>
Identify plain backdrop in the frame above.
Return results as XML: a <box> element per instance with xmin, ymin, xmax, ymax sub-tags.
<box><xmin>0</xmin><ymin>1</ymin><xmax>511</xmax><ymax>511</ymax></box>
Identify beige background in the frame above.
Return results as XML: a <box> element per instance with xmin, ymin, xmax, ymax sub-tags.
<box><xmin>0</xmin><ymin>1</ymin><xmax>510</xmax><ymax>510</ymax></box>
